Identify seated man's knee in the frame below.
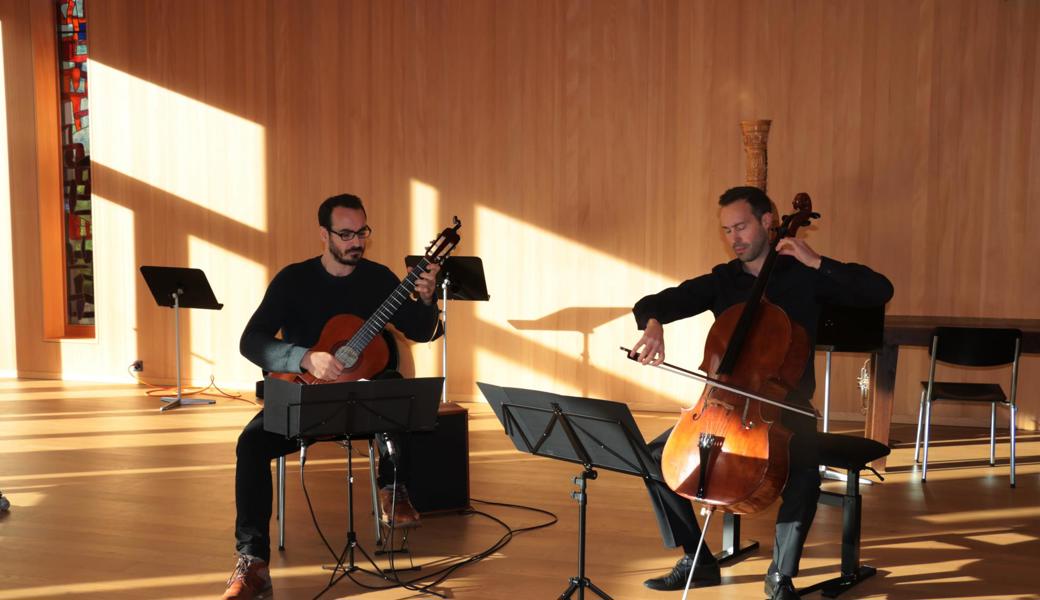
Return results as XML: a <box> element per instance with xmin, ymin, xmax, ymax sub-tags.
<box><xmin>236</xmin><ymin>423</ymin><xmax>266</xmax><ymax>459</ymax></box>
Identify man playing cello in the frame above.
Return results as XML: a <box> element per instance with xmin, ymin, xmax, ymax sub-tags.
<box><xmin>629</xmin><ymin>186</ymin><xmax>893</xmax><ymax>600</ymax></box>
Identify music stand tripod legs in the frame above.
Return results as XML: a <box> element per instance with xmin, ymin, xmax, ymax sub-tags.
<box><xmin>333</xmin><ymin>439</ymin><xmax>382</xmax><ymax>577</ymax></box>
<box><xmin>560</xmin><ymin>467</ymin><xmax>612</xmax><ymax>600</ymax></box>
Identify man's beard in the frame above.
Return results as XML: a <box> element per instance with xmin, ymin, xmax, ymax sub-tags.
<box><xmin>330</xmin><ymin>243</ymin><xmax>364</xmax><ymax>266</ymax></box>
<box><xmin>735</xmin><ymin>237</ymin><xmax>767</xmax><ymax>263</ymax></box>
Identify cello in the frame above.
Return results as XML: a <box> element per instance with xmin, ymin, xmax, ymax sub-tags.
<box><xmin>659</xmin><ymin>193</ymin><xmax>819</xmax><ymax>513</ymax></box>
<box><xmin>624</xmin><ymin>193</ymin><xmax>820</xmax><ymax>596</ymax></box>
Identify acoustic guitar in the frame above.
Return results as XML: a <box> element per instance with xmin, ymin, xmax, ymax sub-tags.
<box><xmin>270</xmin><ymin>217</ymin><xmax>461</xmax><ymax>384</ymax></box>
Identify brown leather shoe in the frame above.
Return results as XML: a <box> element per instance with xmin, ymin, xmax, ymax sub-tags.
<box><xmin>379</xmin><ymin>484</ymin><xmax>421</xmax><ymax>528</ymax></box>
<box><xmin>221</xmin><ymin>555</ymin><xmax>272</xmax><ymax>600</ymax></box>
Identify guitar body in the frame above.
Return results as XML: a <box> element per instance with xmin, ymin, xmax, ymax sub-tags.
<box><xmin>269</xmin><ymin>314</ymin><xmax>390</xmax><ymax>384</ymax></box>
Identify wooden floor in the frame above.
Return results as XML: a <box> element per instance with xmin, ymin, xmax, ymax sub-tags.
<box><xmin>0</xmin><ymin>379</ymin><xmax>1037</xmax><ymax>600</ymax></box>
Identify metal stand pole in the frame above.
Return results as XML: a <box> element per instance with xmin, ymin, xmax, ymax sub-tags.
<box><xmin>559</xmin><ymin>468</ymin><xmax>612</xmax><ymax>600</ymax></box>
<box><xmin>440</xmin><ymin>275</ymin><xmax>449</xmax><ymax>403</ymax></box>
<box><xmin>325</xmin><ymin>440</ymin><xmax>380</xmax><ymax>577</ymax></box>
<box><xmin>160</xmin><ymin>290</ymin><xmax>215</xmax><ymax>411</ymax></box>
<box><xmin>276</xmin><ymin>456</ymin><xmax>285</xmax><ymax>549</ymax></box>
<box><xmin>823</xmin><ymin>350</ymin><xmax>832</xmax><ymax>433</ymax></box>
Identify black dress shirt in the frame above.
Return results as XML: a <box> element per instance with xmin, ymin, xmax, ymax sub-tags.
<box><xmin>633</xmin><ymin>255</ymin><xmax>894</xmax><ymax>406</ymax></box>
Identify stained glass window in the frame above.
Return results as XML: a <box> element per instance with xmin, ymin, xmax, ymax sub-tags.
<box><xmin>55</xmin><ymin>0</ymin><xmax>93</xmax><ymax>325</ymax></box>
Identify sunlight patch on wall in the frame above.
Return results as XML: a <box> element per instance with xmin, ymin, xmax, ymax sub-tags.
<box><xmin>188</xmin><ymin>235</ymin><xmax>268</xmax><ymax>388</ymax></box>
<box><xmin>88</xmin><ymin>61</ymin><xmax>266</xmax><ymax>232</ymax></box>
<box><xmin>55</xmin><ymin>196</ymin><xmax>137</xmax><ymax>381</ymax></box>
<box><xmin>410</xmin><ymin>178</ymin><xmax>440</xmax><ymax>252</ymax></box>
<box><xmin>475</xmin><ymin>346</ymin><xmax>584</xmax><ymax>399</ymax></box>
<box><xmin>409</xmin><ymin>179</ymin><xmax>442</xmax><ymax>379</ymax></box>
<box><xmin>0</xmin><ymin>22</ymin><xmax>16</xmax><ymax>376</ymax></box>
<box><xmin>473</xmin><ymin>205</ymin><xmax>713</xmax><ymax>404</ymax></box>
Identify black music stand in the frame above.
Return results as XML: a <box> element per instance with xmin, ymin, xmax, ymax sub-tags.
<box><xmin>262</xmin><ymin>376</ymin><xmax>443</xmax><ymax>588</ymax></box>
<box><xmin>479</xmin><ymin>382</ymin><xmax>661</xmax><ymax>600</ymax></box>
<box><xmin>263</xmin><ymin>376</ymin><xmax>443</xmax><ymax>439</ymax></box>
<box><xmin>406</xmin><ymin>256</ymin><xmax>489</xmax><ymax>402</ymax></box>
<box><xmin>139</xmin><ymin>266</ymin><xmax>223</xmax><ymax>412</ymax></box>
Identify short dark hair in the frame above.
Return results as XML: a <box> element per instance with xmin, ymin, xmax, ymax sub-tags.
<box><xmin>719</xmin><ymin>186</ymin><xmax>773</xmax><ymax>219</ymax></box>
<box><xmin>318</xmin><ymin>194</ymin><xmax>366</xmax><ymax>228</ymax></box>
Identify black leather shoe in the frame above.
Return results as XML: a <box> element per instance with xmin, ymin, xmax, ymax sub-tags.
<box><xmin>764</xmin><ymin>572</ymin><xmax>799</xmax><ymax>600</ymax></box>
<box><xmin>643</xmin><ymin>554</ymin><xmax>721</xmax><ymax>591</ymax></box>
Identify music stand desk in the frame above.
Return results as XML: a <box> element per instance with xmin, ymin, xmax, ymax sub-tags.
<box><xmin>406</xmin><ymin>255</ymin><xmax>489</xmax><ymax>403</ymax></box>
<box><xmin>405</xmin><ymin>256</ymin><xmax>489</xmax><ymax>302</ymax></box>
<box><xmin>480</xmin><ymin>382</ymin><xmax>661</xmax><ymax>600</ymax></box>
<box><xmin>262</xmin><ymin>376</ymin><xmax>444</xmax><ymax>439</ymax></box>
<box><xmin>139</xmin><ymin>266</ymin><xmax>222</xmax><ymax>412</ymax></box>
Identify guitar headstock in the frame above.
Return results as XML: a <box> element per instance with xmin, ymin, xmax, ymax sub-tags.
<box><xmin>424</xmin><ymin>216</ymin><xmax>462</xmax><ymax>264</ymax></box>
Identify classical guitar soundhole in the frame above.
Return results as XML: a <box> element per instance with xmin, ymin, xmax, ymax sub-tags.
<box><xmin>333</xmin><ymin>344</ymin><xmax>360</xmax><ymax>369</ymax></box>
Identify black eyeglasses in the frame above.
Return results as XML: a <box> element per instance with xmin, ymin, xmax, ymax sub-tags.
<box><xmin>326</xmin><ymin>225</ymin><xmax>372</xmax><ymax>241</ymax></box>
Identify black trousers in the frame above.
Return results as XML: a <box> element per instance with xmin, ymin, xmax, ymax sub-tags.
<box><xmin>643</xmin><ymin>413</ymin><xmax>820</xmax><ymax>576</ymax></box>
<box><xmin>234</xmin><ymin>410</ymin><xmax>410</xmax><ymax>562</ymax></box>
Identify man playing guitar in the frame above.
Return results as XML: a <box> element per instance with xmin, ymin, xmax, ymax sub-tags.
<box><xmin>223</xmin><ymin>193</ymin><xmax>443</xmax><ymax>600</ymax></box>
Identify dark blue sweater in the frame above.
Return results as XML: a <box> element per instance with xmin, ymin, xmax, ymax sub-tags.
<box><xmin>240</xmin><ymin>257</ymin><xmax>442</xmax><ymax>374</ymax></box>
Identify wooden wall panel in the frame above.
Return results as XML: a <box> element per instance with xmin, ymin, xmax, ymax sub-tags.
<box><xmin>1</xmin><ymin>0</ymin><xmax>60</xmax><ymax>378</ymax></box>
<box><xmin>2</xmin><ymin>0</ymin><xmax>1038</xmax><ymax>430</ymax></box>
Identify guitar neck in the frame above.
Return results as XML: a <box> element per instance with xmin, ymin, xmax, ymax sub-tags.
<box><xmin>339</xmin><ymin>258</ymin><xmax>433</xmax><ymax>357</ymax></box>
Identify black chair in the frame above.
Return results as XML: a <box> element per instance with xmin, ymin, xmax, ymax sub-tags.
<box><xmin>717</xmin><ymin>433</ymin><xmax>891</xmax><ymax>597</ymax></box>
<box><xmin>914</xmin><ymin>327</ymin><xmax>1022</xmax><ymax>487</ymax></box>
<box><xmin>800</xmin><ymin>433</ymin><xmax>891</xmax><ymax>598</ymax></box>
